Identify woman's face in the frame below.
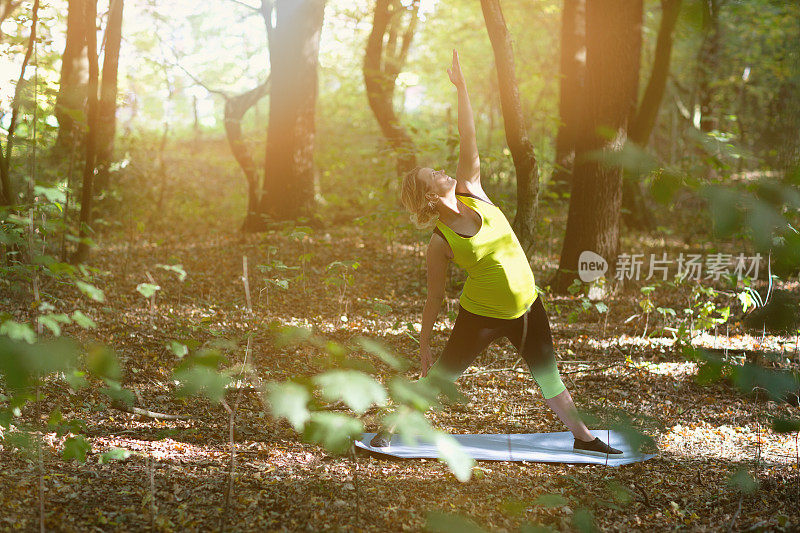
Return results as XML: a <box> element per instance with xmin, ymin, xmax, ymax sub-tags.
<box><xmin>418</xmin><ymin>167</ymin><xmax>455</xmax><ymax>197</ymax></box>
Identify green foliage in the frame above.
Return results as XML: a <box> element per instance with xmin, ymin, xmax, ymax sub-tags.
<box><xmin>62</xmin><ymin>435</ymin><xmax>91</xmax><ymax>463</ymax></box>
<box><xmin>312</xmin><ymin>370</ymin><xmax>387</xmax><ymax>414</ymax></box>
<box><xmin>264</xmin><ymin>325</ymin><xmax>474</xmax><ymax>479</ymax></box>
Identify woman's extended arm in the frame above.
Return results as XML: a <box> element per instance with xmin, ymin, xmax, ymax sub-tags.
<box><xmin>419</xmin><ymin>235</ymin><xmax>451</xmax><ymax>377</ymax></box>
<box><xmin>448</xmin><ymin>49</ymin><xmax>480</xmax><ymax>185</ymax></box>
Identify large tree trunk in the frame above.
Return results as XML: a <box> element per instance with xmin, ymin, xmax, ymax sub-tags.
<box><xmin>253</xmin><ymin>0</ymin><xmax>325</xmax><ymax>225</ymax></box>
<box><xmin>622</xmin><ymin>0</ymin><xmax>681</xmax><ymax>231</ymax></box>
<box><xmin>54</xmin><ymin>0</ymin><xmax>89</xmax><ymax>158</ymax></box>
<box><xmin>230</xmin><ymin>80</ymin><xmax>271</xmax><ymax>232</ymax></box>
<box><xmin>552</xmin><ymin>0</ymin><xmax>643</xmax><ymax>293</ymax></box>
<box><xmin>551</xmin><ymin>0</ymin><xmax>585</xmax><ymax>195</ymax></box>
<box><xmin>0</xmin><ymin>0</ymin><xmax>39</xmax><ymax>206</ymax></box>
<box><xmin>480</xmin><ymin>0</ymin><xmax>540</xmax><ymax>257</ymax></box>
<box><xmin>71</xmin><ymin>0</ymin><xmax>98</xmax><ymax>264</ymax></box>
<box><xmin>94</xmin><ymin>0</ymin><xmax>124</xmax><ymax>197</ymax></box>
<box><xmin>363</xmin><ymin>0</ymin><xmax>419</xmax><ymax>177</ymax></box>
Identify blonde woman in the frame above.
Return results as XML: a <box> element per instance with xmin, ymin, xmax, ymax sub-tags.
<box><xmin>374</xmin><ymin>50</ymin><xmax>621</xmax><ymax>457</ymax></box>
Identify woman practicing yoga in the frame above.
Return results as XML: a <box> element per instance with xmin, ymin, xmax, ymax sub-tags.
<box><xmin>372</xmin><ymin>50</ymin><xmax>621</xmax><ymax>457</ymax></box>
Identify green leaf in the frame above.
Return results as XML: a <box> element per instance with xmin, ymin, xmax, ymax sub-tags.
<box><xmin>772</xmin><ymin>417</ymin><xmax>800</xmax><ymax>434</ymax></box>
<box><xmin>357</xmin><ymin>337</ymin><xmax>408</xmax><ymax>371</ymax></box>
<box><xmin>100</xmin><ymin>379</ymin><xmax>135</xmax><ymax>407</ymax></box>
<box><xmin>572</xmin><ymin>508</ymin><xmax>598</xmax><ymax>533</ymax></box>
<box><xmin>65</xmin><ymin>369</ymin><xmax>88</xmax><ymax>390</ymax></box>
<box><xmin>70</xmin><ymin>310</ymin><xmax>96</xmax><ymax>329</ymax></box>
<box><xmin>389</xmin><ymin>376</ymin><xmax>440</xmax><ymax>411</ymax></box>
<box><xmin>302</xmin><ymin>412</ymin><xmax>363</xmax><ymax>454</ymax></box>
<box><xmin>728</xmin><ymin>468</ymin><xmax>758</xmax><ymax>494</ymax></box>
<box><xmin>0</xmin><ymin>320</ymin><xmax>37</xmax><ymax>343</ymax></box>
<box><xmin>267</xmin><ymin>278</ymin><xmax>289</xmax><ymax>290</ymax></box>
<box><xmin>168</xmin><ymin>340</ymin><xmax>188</xmax><ymax>358</ymax></box>
<box><xmin>434</xmin><ymin>432</ymin><xmax>473</xmax><ymax>482</ymax></box>
<box><xmin>99</xmin><ymin>447</ymin><xmax>131</xmax><ymax>464</ymax></box>
<box><xmin>383</xmin><ymin>407</ymin><xmax>437</xmax><ymax>447</ymax></box>
<box><xmin>266</xmin><ymin>381</ymin><xmax>311</xmax><ymax>431</ymax></box>
<box><xmin>312</xmin><ymin>370</ymin><xmax>387</xmax><ymax>414</ymax></box>
<box><xmin>156</xmin><ymin>263</ymin><xmax>187</xmax><ymax>282</ymax></box>
<box><xmin>532</xmin><ymin>493</ymin><xmax>568</xmax><ymax>508</ymax></box>
<box><xmin>62</xmin><ymin>435</ymin><xmax>91</xmax><ymax>463</ymax></box>
<box><xmin>172</xmin><ymin>366</ymin><xmax>231</xmax><ymax>403</ymax></box>
<box><xmin>136</xmin><ymin>283</ymin><xmax>161</xmax><ymax>298</ymax></box>
<box><xmin>75</xmin><ymin>281</ymin><xmax>106</xmax><ymax>302</ymax></box>
<box><xmin>87</xmin><ymin>344</ymin><xmax>122</xmax><ymax>380</ymax></box>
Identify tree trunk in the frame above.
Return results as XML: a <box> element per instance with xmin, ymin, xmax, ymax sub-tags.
<box><xmin>0</xmin><ymin>0</ymin><xmax>39</xmax><ymax>206</ymax></box>
<box><xmin>629</xmin><ymin>0</ymin><xmax>682</xmax><ymax>145</ymax></box>
<box><xmin>480</xmin><ymin>0</ymin><xmax>540</xmax><ymax>257</ymax></box>
<box><xmin>552</xmin><ymin>0</ymin><xmax>643</xmax><ymax>293</ymax></box>
<box><xmin>363</xmin><ymin>0</ymin><xmax>419</xmax><ymax>177</ymax></box>
<box><xmin>94</xmin><ymin>0</ymin><xmax>124</xmax><ymax>197</ymax></box>
<box><xmin>254</xmin><ymin>0</ymin><xmax>325</xmax><ymax>225</ymax></box>
<box><xmin>622</xmin><ymin>0</ymin><xmax>681</xmax><ymax>231</ymax></box>
<box><xmin>551</xmin><ymin>0</ymin><xmax>585</xmax><ymax>195</ymax></box>
<box><xmin>71</xmin><ymin>0</ymin><xmax>98</xmax><ymax>264</ymax></box>
<box><xmin>697</xmin><ymin>0</ymin><xmax>721</xmax><ymax>134</ymax></box>
<box><xmin>229</xmin><ymin>80</ymin><xmax>271</xmax><ymax>232</ymax></box>
<box><xmin>54</xmin><ymin>0</ymin><xmax>89</xmax><ymax>158</ymax></box>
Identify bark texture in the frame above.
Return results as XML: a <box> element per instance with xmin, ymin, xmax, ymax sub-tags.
<box><xmin>230</xmin><ymin>80</ymin><xmax>271</xmax><ymax>232</ymax></box>
<box><xmin>54</xmin><ymin>0</ymin><xmax>89</xmax><ymax>157</ymax></box>
<box><xmin>255</xmin><ymin>0</ymin><xmax>326</xmax><ymax>224</ymax></box>
<box><xmin>72</xmin><ymin>0</ymin><xmax>98</xmax><ymax>264</ymax></box>
<box><xmin>480</xmin><ymin>0</ymin><xmax>540</xmax><ymax>257</ymax></box>
<box><xmin>622</xmin><ymin>0</ymin><xmax>682</xmax><ymax>230</ymax></box>
<box><xmin>553</xmin><ymin>0</ymin><xmax>643</xmax><ymax>293</ymax></box>
<box><xmin>94</xmin><ymin>0</ymin><xmax>124</xmax><ymax>196</ymax></box>
<box><xmin>363</xmin><ymin>0</ymin><xmax>419</xmax><ymax>177</ymax></box>
<box><xmin>551</xmin><ymin>0</ymin><xmax>585</xmax><ymax>195</ymax></box>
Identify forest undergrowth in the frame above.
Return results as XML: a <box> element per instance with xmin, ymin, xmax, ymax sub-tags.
<box><xmin>1</xmin><ymin>141</ymin><xmax>799</xmax><ymax>532</ymax></box>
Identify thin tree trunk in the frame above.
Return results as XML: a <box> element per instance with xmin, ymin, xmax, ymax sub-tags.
<box><xmin>697</xmin><ymin>0</ymin><xmax>721</xmax><ymax>134</ymax></box>
<box><xmin>622</xmin><ymin>0</ymin><xmax>681</xmax><ymax>231</ymax></box>
<box><xmin>94</xmin><ymin>0</ymin><xmax>124</xmax><ymax>197</ymax></box>
<box><xmin>363</xmin><ymin>0</ymin><xmax>419</xmax><ymax>177</ymax></box>
<box><xmin>0</xmin><ymin>0</ymin><xmax>40</xmax><ymax>206</ymax></box>
<box><xmin>229</xmin><ymin>79</ymin><xmax>271</xmax><ymax>232</ymax></box>
<box><xmin>480</xmin><ymin>0</ymin><xmax>540</xmax><ymax>257</ymax></box>
<box><xmin>552</xmin><ymin>0</ymin><xmax>643</xmax><ymax>293</ymax></box>
<box><xmin>629</xmin><ymin>0</ymin><xmax>682</xmax><ymax>145</ymax></box>
<box><xmin>71</xmin><ymin>0</ymin><xmax>98</xmax><ymax>264</ymax></box>
<box><xmin>54</xmin><ymin>0</ymin><xmax>89</xmax><ymax>158</ymax></box>
<box><xmin>255</xmin><ymin>0</ymin><xmax>325</xmax><ymax>225</ymax></box>
<box><xmin>551</xmin><ymin>0</ymin><xmax>584</xmax><ymax>195</ymax></box>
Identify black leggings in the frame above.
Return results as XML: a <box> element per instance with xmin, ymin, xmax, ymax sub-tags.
<box><xmin>432</xmin><ymin>296</ymin><xmax>566</xmax><ymax>399</ymax></box>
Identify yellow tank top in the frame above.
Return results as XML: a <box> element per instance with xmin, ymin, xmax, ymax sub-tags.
<box><xmin>435</xmin><ymin>193</ymin><xmax>537</xmax><ymax>319</ymax></box>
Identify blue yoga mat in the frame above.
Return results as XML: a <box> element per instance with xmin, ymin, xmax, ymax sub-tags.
<box><xmin>355</xmin><ymin>430</ymin><xmax>655</xmax><ymax>466</ymax></box>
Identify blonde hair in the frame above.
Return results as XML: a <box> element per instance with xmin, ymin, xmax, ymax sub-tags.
<box><xmin>401</xmin><ymin>166</ymin><xmax>439</xmax><ymax>229</ymax></box>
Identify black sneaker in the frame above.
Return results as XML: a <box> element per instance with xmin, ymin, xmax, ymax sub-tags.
<box><xmin>369</xmin><ymin>430</ymin><xmax>392</xmax><ymax>447</ymax></box>
<box><xmin>573</xmin><ymin>437</ymin><xmax>623</xmax><ymax>457</ymax></box>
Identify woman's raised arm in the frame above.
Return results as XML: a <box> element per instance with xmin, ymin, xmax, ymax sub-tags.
<box><xmin>448</xmin><ymin>49</ymin><xmax>481</xmax><ymax>187</ymax></box>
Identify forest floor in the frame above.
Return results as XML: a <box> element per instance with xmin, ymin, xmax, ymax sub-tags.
<box><xmin>2</xmin><ymin>145</ymin><xmax>800</xmax><ymax>532</ymax></box>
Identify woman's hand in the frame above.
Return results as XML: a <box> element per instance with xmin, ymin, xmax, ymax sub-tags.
<box><xmin>420</xmin><ymin>344</ymin><xmax>434</xmax><ymax>378</ymax></box>
<box><xmin>447</xmin><ymin>49</ymin><xmax>466</xmax><ymax>89</ymax></box>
